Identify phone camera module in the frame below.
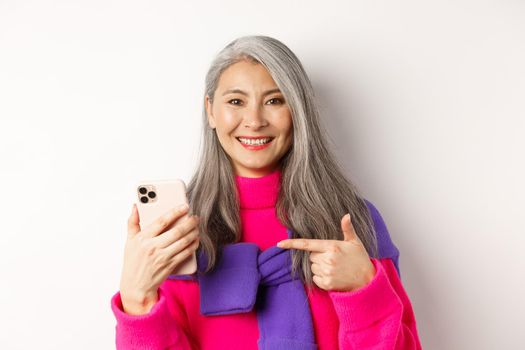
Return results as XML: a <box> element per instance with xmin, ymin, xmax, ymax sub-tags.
<box><xmin>137</xmin><ymin>185</ymin><xmax>157</xmax><ymax>204</ymax></box>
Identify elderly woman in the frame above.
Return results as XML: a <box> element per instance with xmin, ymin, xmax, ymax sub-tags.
<box><xmin>111</xmin><ymin>35</ymin><xmax>422</xmax><ymax>349</ymax></box>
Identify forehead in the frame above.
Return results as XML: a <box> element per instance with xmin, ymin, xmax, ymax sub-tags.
<box><xmin>217</xmin><ymin>60</ymin><xmax>277</xmax><ymax>91</ymax></box>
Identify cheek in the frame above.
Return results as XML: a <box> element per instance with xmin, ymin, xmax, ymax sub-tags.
<box><xmin>214</xmin><ymin>109</ymin><xmax>241</xmax><ymax>134</ymax></box>
<box><xmin>279</xmin><ymin>114</ymin><xmax>293</xmax><ymax>141</ymax></box>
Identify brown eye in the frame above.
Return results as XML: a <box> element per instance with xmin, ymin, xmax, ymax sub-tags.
<box><xmin>228</xmin><ymin>99</ymin><xmax>242</xmax><ymax>105</ymax></box>
<box><xmin>267</xmin><ymin>98</ymin><xmax>283</xmax><ymax>105</ymax></box>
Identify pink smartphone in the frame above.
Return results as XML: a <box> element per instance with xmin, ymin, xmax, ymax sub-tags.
<box><xmin>135</xmin><ymin>178</ymin><xmax>197</xmax><ymax>275</ymax></box>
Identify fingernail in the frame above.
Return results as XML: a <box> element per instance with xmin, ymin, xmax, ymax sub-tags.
<box><xmin>180</xmin><ymin>203</ymin><xmax>189</xmax><ymax>210</ymax></box>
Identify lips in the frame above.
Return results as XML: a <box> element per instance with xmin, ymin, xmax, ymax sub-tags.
<box><xmin>235</xmin><ymin>136</ymin><xmax>274</xmax><ymax>144</ymax></box>
<box><xmin>236</xmin><ymin>136</ymin><xmax>274</xmax><ymax>140</ymax></box>
<box><xmin>236</xmin><ymin>136</ymin><xmax>274</xmax><ymax>149</ymax></box>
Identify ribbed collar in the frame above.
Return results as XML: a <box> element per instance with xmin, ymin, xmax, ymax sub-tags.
<box><xmin>235</xmin><ymin>168</ymin><xmax>281</xmax><ymax>209</ymax></box>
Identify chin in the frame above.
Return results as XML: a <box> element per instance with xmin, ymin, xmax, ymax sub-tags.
<box><xmin>236</xmin><ymin>161</ymin><xmax>276</xmax><ymax>173</ymax></box>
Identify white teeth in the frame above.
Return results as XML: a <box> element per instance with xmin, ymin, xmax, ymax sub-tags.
<box><xmin>238</xmin><ymin>137</ymin><xmax>272</xmax><ymax>146</ymax></box>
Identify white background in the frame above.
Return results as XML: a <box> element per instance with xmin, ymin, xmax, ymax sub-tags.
<box><xmin>1</xmin><ymin>1</ymin><xmax>524</xmax><ymax>349</ymax></box>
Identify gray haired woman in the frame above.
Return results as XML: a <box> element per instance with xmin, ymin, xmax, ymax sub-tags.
<box><xmin>111</xmin><ymin>35</ymin><xmax>422</xmax><ymax>350</ymax></box>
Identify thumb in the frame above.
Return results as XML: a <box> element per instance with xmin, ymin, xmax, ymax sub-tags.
<box><xmin>127</xmin><ymin>203</ymin><xmax>141</xmax><ymax>236</ymax></box>
<box><xmin>341</xmin><ymin>213</ymin><xmax>357</xmax><ymax>241</ymax></box>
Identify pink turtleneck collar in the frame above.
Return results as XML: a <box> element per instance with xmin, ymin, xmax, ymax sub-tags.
<box><xmin>234</xmin><ymin>168</ymin><xmax>281</xmax><ymax>209</ymax></box>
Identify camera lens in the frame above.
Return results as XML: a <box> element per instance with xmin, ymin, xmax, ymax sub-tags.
<box><xmin>140</xmin><ymin>196</ymin><xmax>148</xmax><ymax>203</ymax></box>
<box><xmin>148</xmin><ymin>191</ymin><xmax>156</xmax><ymax>199</ymax></box>
<box><xmin>139</xmin><ymin>187</ymin><xmax>147</xmax><ymax>195</ymax></box>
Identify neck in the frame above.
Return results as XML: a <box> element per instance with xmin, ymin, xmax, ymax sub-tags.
<box><xmin>235</xmin><ymin>167</ymin><xmax>281</xmax><ymax>209</ymax></box>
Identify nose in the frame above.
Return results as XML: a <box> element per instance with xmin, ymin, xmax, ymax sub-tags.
<box><xmin>243</xmin><ymin>106</ymin><xmax>269</xmax><ymax>129</ymax></box>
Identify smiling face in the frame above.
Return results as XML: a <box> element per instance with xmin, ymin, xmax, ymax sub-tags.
<box><xmin>205</xmin><ymin>60</ymin><xmax>293</xmax><ymax>178</ymax></box>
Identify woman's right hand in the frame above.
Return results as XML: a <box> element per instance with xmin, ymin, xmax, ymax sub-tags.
<box><xmin>119</xmin><ymin>203</ymin><xmax>200</xmax><ymax>315</ymax></box>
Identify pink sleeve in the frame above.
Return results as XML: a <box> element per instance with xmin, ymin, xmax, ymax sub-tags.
<box><xmin>328</xmin><ymin>258</ymin><xmax>422</xmax><ymax>349</ymax></box>
<box><xmin>110</xmin><ymin>283</ymin><xmax>195</xmax><ymax>350</ymax></box>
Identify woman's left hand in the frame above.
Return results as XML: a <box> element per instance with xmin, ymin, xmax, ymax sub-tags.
<box><xmin>277</xmin><ymin>213</ymin><xmax>376</xmax><ymax>292</ymax></box>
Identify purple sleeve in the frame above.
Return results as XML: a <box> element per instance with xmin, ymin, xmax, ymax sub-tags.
<box><xmin>364</xmin><ymin>199</ymin><xmax>401</xmax><ymax>277</ymax></box>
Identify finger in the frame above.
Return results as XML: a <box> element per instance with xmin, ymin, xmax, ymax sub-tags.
<box><xmin>308</xmin><ymin>251</ymin><xmax>323</xmax><ymax>264</ymax></box>
<box><xmin>127</xmin><ymin>203</ymin><xmax>140</xmax><ymax>236</ymax></box>
<box><xmin>163</xmin><ymin>228</ymin><xmax>199</xmax><ymax>259</ymax></box>
<box><xmin>277</xmin><ymin>238</ymin><xmax>332</xmax><ymax>252</ymax></box>
<box><xmin>165</xmin><ymin>234</ymin><xmax>200</xmax><ymax>267</ymax></box>
<box><xmin>312</xmin><ymin>275</ymin><xmax>326</xmax><ymax>290</ymax></box>
<box><xmin>342</xmin><ymin>213</ymin><xmax>358</xmax><ymax>242</ymax></box>
<box><xmin>310</xmin><ymin>252</ymin><xmax>336</xmax><ymax>268</ymax></box>
<box><xmin>141</xmin><ymin>203</ymin><xmax>190</xmax><ymax>238</ymax></box>
<box><xmin>155</xmin><ymin>215</ymin><xmax>199</xmax><ymax>249</ymax></box>
<box><xmin>311</xmin><ymin>262</ymin><xmax>324</xmax><ymax>277</ymax></box>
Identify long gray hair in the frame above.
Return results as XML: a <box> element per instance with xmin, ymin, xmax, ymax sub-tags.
<box><xmin>186</xmin><ymin>35</ymin><xmax>378</xmax><ymax>289</ymax></box>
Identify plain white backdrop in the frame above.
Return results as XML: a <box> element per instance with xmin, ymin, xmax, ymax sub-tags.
<box><xmin>1</xmin><ymin>0</ymin><xmax>524</xmax><ymax>349</ymax></box>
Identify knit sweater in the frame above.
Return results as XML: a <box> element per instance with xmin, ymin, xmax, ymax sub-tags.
<box><xmin>110</xmin><ymin>168</ymin><xmax>422</xmax><ymax>349</ymax></box>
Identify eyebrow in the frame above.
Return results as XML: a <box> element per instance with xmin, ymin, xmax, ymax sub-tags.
<box><xmin>221</xmin><ymin>88</ymin><xmax>282</xmax><ymax>97</ymax></box>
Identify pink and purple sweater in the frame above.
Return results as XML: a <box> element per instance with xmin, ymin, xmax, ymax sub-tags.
<box><xmin>110</xmin><ymin>169</ymin><xmax>422</xmax><ymax>349</ymax></box>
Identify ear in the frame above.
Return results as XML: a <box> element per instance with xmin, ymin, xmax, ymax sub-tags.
<box><xmin>205</xmin><ymin>95</ymin><xmax>216</xmax><ymax>129</ymax></box>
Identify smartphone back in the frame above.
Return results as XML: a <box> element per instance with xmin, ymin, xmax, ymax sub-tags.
<box><xmin>135</xmin><ymin>179</ymin><xmax>197</xmax><ymax>275</ymax></box>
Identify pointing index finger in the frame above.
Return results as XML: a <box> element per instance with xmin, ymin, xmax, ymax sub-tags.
<box><xmin>277</xmin><ymin>239</ymin><xmax>330</xmax><ymax>252</ymax></box>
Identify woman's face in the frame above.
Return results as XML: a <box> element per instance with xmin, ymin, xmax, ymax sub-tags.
<box><xmin>205</xmin><ymin>60</ymin><xmax>293</xmax><ymax>178</ymax></box>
